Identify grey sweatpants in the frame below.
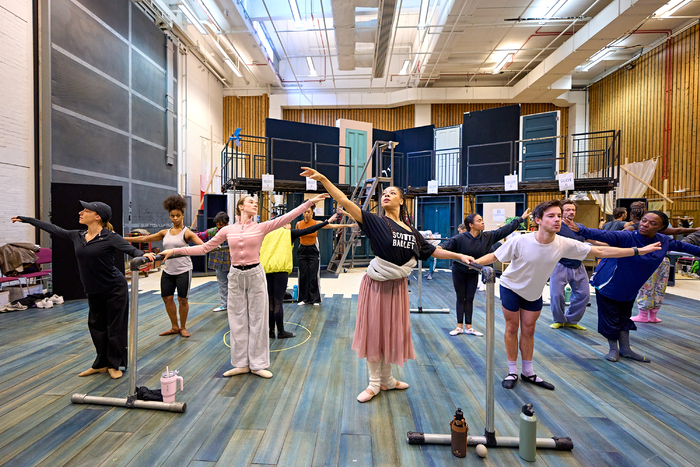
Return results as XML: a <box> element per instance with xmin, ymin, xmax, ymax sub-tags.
<box><xmin>227</xmin><ymin>264</ymin><xmax>269</xmax><ymax>371</ymax></box>
<box><xmin>550</xmin><ymin>262</ymin><xmax>589</xmax><ymax>325</ymax></box>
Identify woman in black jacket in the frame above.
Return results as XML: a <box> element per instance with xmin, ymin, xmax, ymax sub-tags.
<box><xmin>13</xmin><ymin>201</ymin><xmax>155</xmax><ymax>379</ymax></box>
<box><xmin>440</xmin><ymin>209</ymin><xmax>530</xmax><ymax>336</ymax></box>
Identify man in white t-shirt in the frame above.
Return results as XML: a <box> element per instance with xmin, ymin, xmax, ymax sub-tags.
<box><xmin>472</xmin><ymin>200</ymin><xmax>661</xmax><ymax>391</ymax></box>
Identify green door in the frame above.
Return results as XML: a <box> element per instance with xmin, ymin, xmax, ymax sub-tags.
<box><xmin>345</xmin><ymin>129</ymin><xmax>367</xmax><ymax>185</ymax></box>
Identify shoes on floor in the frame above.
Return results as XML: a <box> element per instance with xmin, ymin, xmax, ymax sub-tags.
<box><xmin>550</xmin><ymin>322</ymin><xmax>564</xmax><ymax>329</ymax></box>
<box><xmin>502</xmin><ymin>374</ymin><xmax>518</xmax><ymax>389</ymax></box>
<box><xmin>313</xmin><ymin>303</ymin><xmax>320</xmax><ymax>307</ymax></box>
<box><xmin>1</xmin><ymin>303</ymin><xmax>28</xmax><ymax>312</ymax></box>
<box><xmin>252</xmin><ymin>369</ymin><xmax>273</xmax><ymax>378</ymax></box>
<box><xmin>278</xmin><ymin>331</ymin><xmax>296</xmax><ymax>338</ymax></box>
<box><xmin>36</xmin><ymin>298</ymin><xmax>53</xmax><ymax>309</ymax></box>
<box><xmin>78</xmin><ymin>367</ymin><xmax>107</xmax><ymax>377</ymax></box>
<box><xmin>108</xmin><ymin>368</ymin><xmax>123</xmax><ymax>379</ymax></box>
<box><xmin>449</xmin><ymin>328</ymin><xmax>464</xmax><ymax>336</ymax></box>
<box><xmin>212</xmin><ymin>306</ymin><xmax>226</xmax><ymax>312</ymax></box>
<box><xmin>357</xmin><ymin>387</ymin><xmax>380</xmax><ymax>402</ymax></box>
<box><xmin>49</xmin><ymin>294</ymin><xmax>64</xmax><ymax>304</ymax></box>
<box><xmin>297</xmin><ymin>301</ymin><xmax>306</xmax><ymax>306</ymax></box>
<box><xmin>464</xmin><ymin>328</ymin><xmax>483</xmax><ymax>337</ymax></box>
<box><xmin>425</xmin><ymin>273</ymin><xmax>433</xmax><ymax>280</ymax></box>
<box><xmin>270</xmin><ymin>331</ymin><xmax>276</xmax><ymax>339</ymax></box>
<box><xmin>564</xmin><ymin>323</ymin><xmax>586</xmax><ymax>330</ymax></box>
<box><xmin>520</xmin><ymin>373</ymin><xmax>555</xmax><ymax>390</ymax></box>
<box><xmin>223</xmin><ymin>367</ymin><xmax>250</xmax><ymax>377</ymax></box>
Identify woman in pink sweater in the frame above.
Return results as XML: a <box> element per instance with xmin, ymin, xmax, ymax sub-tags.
<box><xmin>161</xmin><ymin>193</ymin><xmax>329</xmax><ymax>379</ymax></box>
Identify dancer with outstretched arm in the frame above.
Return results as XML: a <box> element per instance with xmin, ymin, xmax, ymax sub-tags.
<box><xmin>300</xmin><ymin>167</ymin><xmax>474</xmax><ymax>403</ymax></box>
<box><xmin>472</xmin><ymin>200</ymin><xmax>660</xmax><ymax>391</ymax></box>
<box><xmin>161</xmin><ymin>193</ymin><xmax>330</xmax><ymax>379</ymax></box>
<box><xmin>13</xmin><ymin>201</ymin><xmax>156</xmax><ymax>379</ymax></box>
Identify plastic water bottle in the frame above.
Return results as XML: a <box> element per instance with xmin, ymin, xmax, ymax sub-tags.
<box><xmin>292</xmin><ymin>285</ymin><xmax>298</xmax><ymax>301</ymax></box>
<box><xmin>519</xmin><ymin>403</ymin><xmax>537</xmax><ymax>462</ymax></box>
<box><xmin>564</xmin><ymin>284</ymin><xmax>572</xmax><ymax>303</ymax></box>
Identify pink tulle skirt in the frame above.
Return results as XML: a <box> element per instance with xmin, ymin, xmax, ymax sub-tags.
<box><xmin>351</xmin><ymin>274</ymin><xmax>415</xmax><ymax>366</ymax></box>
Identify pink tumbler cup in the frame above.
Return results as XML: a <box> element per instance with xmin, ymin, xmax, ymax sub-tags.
<box><xmin>160</xmin><ymin>367</ymin><xmax>183</xmax><ymax>403</ymax></box>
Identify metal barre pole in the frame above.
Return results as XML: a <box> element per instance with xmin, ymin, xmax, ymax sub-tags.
<box><xmin>406</xmin><ymin>432</ymin><xmax>573</xmax><ymax>450</ymax></box>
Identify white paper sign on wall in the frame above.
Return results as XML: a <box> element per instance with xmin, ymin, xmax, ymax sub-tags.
<box><xmin>314</xmin><ymin>207</ymin><xmax>323</xmax><ymax>216</ymax></box>
<box><xmin>306</xmin><ymin>177</ymin><xmax>317</xmax><ymax>191</ymax></box>
<box><xmin>427</xmin><ymin>180</ymin><xmax>438</xmax><ymax>194</ymax></box>
<box><xmin>504</xmin><ymin>174</ymin><xmax>518</xmax><ymax>191</ymax></box>
<box><xmin>262</xmin><ymin>174</ymin><xmax>274</xmax><ymax>191</ymax></box>
<box><xmin>557</xmin><ymin>172</ymin><xmax>575</xmax><ymax>191</ymax></box>
<box><xmin>493</xmin><ymin>209</ymin><xmax>506</xmax><ymax>222</ymax></box>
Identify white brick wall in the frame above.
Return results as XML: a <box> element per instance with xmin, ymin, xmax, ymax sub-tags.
<box><xmin>0</xmin><ymin>1</ymin><xmax>35</xmax><ymax>244</ymax></box>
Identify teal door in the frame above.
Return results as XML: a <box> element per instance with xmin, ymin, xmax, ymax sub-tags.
<box><xmin>419</xmin><ymin>196</ymin><xmax>460</xmax><ymax>269</ymax></box>
<box><xmin>521</xmin><ymin>112</ymin><xmax>558</xmax><ymax>181</ymax></box>
<box><xmin>345</xmin><ymin>129</ymin><xmax>367</xmax><ymax>185</ymax></box>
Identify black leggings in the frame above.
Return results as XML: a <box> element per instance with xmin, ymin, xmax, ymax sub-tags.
<box><xmin>298</xmin><ymin>244</ymin><xmax>321</xmax><ymax>303</ymax></box>
<box><xmin>87</xmin><ymin>280</ymin><xmax>129</xmax><ymax>370</ymax></box>
<box><xmin>266</xmin><ymin>272</ymin><xmax>289</xmax><ymax>333</ymax></box>
<box><xmin>452</xmin><ymin>269</ymin><xmax>479</xmax><ymax>325</ymax></box>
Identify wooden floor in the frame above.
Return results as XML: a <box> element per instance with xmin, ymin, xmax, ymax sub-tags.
<box><xmin>1</xmin><ymin>272</ymin><xmax>700</xmax><ymax>466</ymax></box>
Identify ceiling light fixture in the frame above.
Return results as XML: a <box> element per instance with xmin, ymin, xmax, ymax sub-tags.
<box><xmin>399</xmin><ymin>60</ymin><xmax>410</xmax><ymax>75</ymax></box>
<box><xmin>289</xmin><ymin>0</ymin><xmax>302</xmax><ymax>23</ymax></box>
<box><xmin>254</xmin><ymin>21</ymin><xmax>275</xmax><ymax>61</ymax></box>
<box><xmin>493</xmin><ymin>53</ymin><xmax>513</xmax><ymax>74</ymax></box>
<box><xmin>224</xmin><ymin>58</ymin><xmax>243</xmax><ymax>77</ymax></box>
<box><xmin>179</xmin><ymin>3</ymin><xmax>207</xmax><ymax>35</ymax></box>
<box><xmin>544</xmin><ymin>0</ymin><xmax>568</xmax><ymax>19</ymax></box>
<box><xmin>654</xmin><ymin>0</ymin><xmax>691</xmax><ymax>17</ymax></box>
<box><xmin>582</xmin><ymin>49</ymin><xmax>613</xmax><ymax>72</ymax></box>
<box><xmin>306</xmin><ymin>56</ymin><xmax>317</xmax><ymax>76</ymax></box>
<box><xmin>418</xmin><ymin>0</ymin><xmax>430</xmax><ymax>30</ymax></box>
<box><xmin>194</xmin><ymin>0</ymin><xmax>221</xmax><ymax>33</ymax></box>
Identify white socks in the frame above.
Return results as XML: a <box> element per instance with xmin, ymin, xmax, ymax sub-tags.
<box><xmin>521</xmin><ymin>360</ymin><xmax>544</xmax><ymax>383</ymax></box>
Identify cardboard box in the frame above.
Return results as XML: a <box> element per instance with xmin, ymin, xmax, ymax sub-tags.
<box><xmin>0</xmin><ymin>291</ymin><xmax>9</xmax><ymax>308</ymax></box>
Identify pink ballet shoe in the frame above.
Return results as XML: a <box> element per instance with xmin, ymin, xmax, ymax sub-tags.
<box><xmin>631</xmin><ymin>310</ymin><xmax>649</xmax><ymax>322</ymax></box>
<box><xmin>648</xmin><ymin>309</ymin><xmax>662</xmax><ymax>323</ymax></box>
<box><xmin>357</xmin><ymin>386</ymin><xmax>380</xmax><ymax>403</ymax></box>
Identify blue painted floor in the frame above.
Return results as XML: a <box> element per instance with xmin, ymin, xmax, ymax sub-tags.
<box><xmin>0</xmin><ymin>272</ymin><xmax>699</xmax><ymax>466</ymax></box>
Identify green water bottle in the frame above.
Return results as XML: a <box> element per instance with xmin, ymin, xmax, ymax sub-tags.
<box><xmin>519</xmin><ymin>403</ymin><xmax>537</xmax><ymax>462</ymax></box>
<box><xmin>564</xmin><ymin>284</ymin><xmax>572</xmax><ymax>303</ymax></box>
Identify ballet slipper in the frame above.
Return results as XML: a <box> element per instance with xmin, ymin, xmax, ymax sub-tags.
<box><xmin>357</xmin><ymin>386</ymin><xmax>380</xmax><ymax>403</ymax></box>
<box><xmin>223</xmin><ymin>367</ymin><xmax>250</xmax><ymax>377</ymax></box>
<box><xmin>159</xmin><ymin>327</ymin><xmax>180</xmax><ymax>336</ymax></box>
<box><xmin>108</xmin><ymin>368</ymin><xmax>123</xmax><ymax>379</ymax></box>
<box><xmin>381</xmin><ymin>381</ymin><xmax>409</xmax><ymax>391</ymax></box>
<box><xmin>179</xmin><ymin>328</ymin><xmax>191</xmax><ymax>338</ymax></box>
<box><xmin>78</xmin><ymin>367</ymin><xmax>107</xmax><ymax>377</ymax></box>
<box><xmin>251</xmin><ymin>369</ymin><xmax>273</xmax><ymax>378</ymax></box>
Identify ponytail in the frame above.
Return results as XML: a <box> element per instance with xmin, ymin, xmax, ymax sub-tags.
<box><xmin>104</xmin><ymin>221</ymin><xmax>114</xmax><ymax>232</ymax></box>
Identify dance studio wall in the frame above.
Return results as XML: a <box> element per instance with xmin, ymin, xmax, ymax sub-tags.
<box><xmin>47</xmin><ymin>0</ymin><xmax>178</xmax><ymax>232</ymax></box>
<box><xmin>589</xmin><ymin>23</ymin><xmax>700</xmax><ymax>212</ymax></box>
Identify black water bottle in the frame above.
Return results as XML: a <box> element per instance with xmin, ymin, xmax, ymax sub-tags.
<box><xmin>450</xmin><ymin>407</ymin><xmax>468</xmax><ymax>457</ymax></box>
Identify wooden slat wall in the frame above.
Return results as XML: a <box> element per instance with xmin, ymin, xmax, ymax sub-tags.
<box><xmin>590</xmin><ymin>24</ymin><xmax>700</xmax><ymax>213</ymax></box>
<box><xmin>282</xmin><ymin>106</ymin><xmax>415</xmax><ymax>131</ymax></box>
<box><xmin>223</xmin><ymin>95</ymin><xmax>269</xmax><ymax>141</ymax></box>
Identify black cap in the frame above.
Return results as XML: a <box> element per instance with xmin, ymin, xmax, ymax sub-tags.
<box><xmin>522</xmin><ymin>404</ymin><xmax>534</xmax><ymax>416</ymax></box>
<box><xmin>80</xmin><ymin>200</ymin><xmax>112</xmax><ymax>223</ymax></box>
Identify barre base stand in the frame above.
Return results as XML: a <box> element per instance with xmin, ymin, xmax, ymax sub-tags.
<box><xmin>410</xmin><ymin>259</ymin><xmax>450</xmax><ymax>314</ymax></box>
<box><xmin>407</xmin><ymin>264</ymin><xmax>574</xmax><ymax>453</ymax></box>
<box><xmin>72</xmin><ymin>255</ymin><xmax>186</xmax><ymax>413</ymax></box>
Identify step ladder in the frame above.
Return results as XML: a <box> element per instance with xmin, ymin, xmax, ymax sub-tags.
<box><xmin>326</xmin><ymin>140</ymin><xmax>396</xmax><ymax>276</ymax></box>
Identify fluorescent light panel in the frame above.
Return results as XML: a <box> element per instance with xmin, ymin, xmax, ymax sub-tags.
<box><xmin>493</xmin><ymin>53</ymin><xmax>513</xmax><ymax>74</ymax></box>
<box><xmin>179</xmin><ymin>3</ymin><xmax>207</xmax><ymax>35</ymax></box>
<box><xmin>418</xmin><ymin>0</ymin><xmax>430</xmax><ymax>30</ymax></box>
<box><xmin>544</xmin><ymin>0</ymin><xmax>568</xmax><ymax>19</ymax></box>
<box><xmin>254</xmin><ymin>21</ymin><xmax>275</xmax><ymax>61</ymax></box>
<box><xmin>306</xmin><ymin>56</ymin><xmax>317</xmax><ymax>76</ymax></box>
<box><xmin>399</xmin><ymin>60</ymin><xmax>410</xmax><ymax>75</ymax></box>
<box><xmin>655</xmin><ymin>0</ymin><xmax>691</xmax><ymax>17</ymax></box>
<box><xmin>289</xmin><ymin>0</ymin><xmax>302</xmax><ymax>22</ymax></box>
<box><xmin>194</xmin><ymin>0</ymin><xmax>221</xmax><ymax>33</ymax></box>
<box><xmin>225</xmin><ymin>59</ymin><xmax>243</xmax><ymax>77</ymax></box>
<box><xmin>582</xmin><ymin>50</ymin><xmax>613</xmax><ymax>72</ymax></box>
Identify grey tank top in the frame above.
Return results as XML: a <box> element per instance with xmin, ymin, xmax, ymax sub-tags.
<box><xmin>162</xmin><ymin>227</ymin><xmax>193</xmax><ymax>275</ymax></box>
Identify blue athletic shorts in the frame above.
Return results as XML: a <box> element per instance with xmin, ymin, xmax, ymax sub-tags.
<box><xmin>500</xmin><ymin>285</ymin><xmax>542</xmax><ymax>312</ymax></box>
